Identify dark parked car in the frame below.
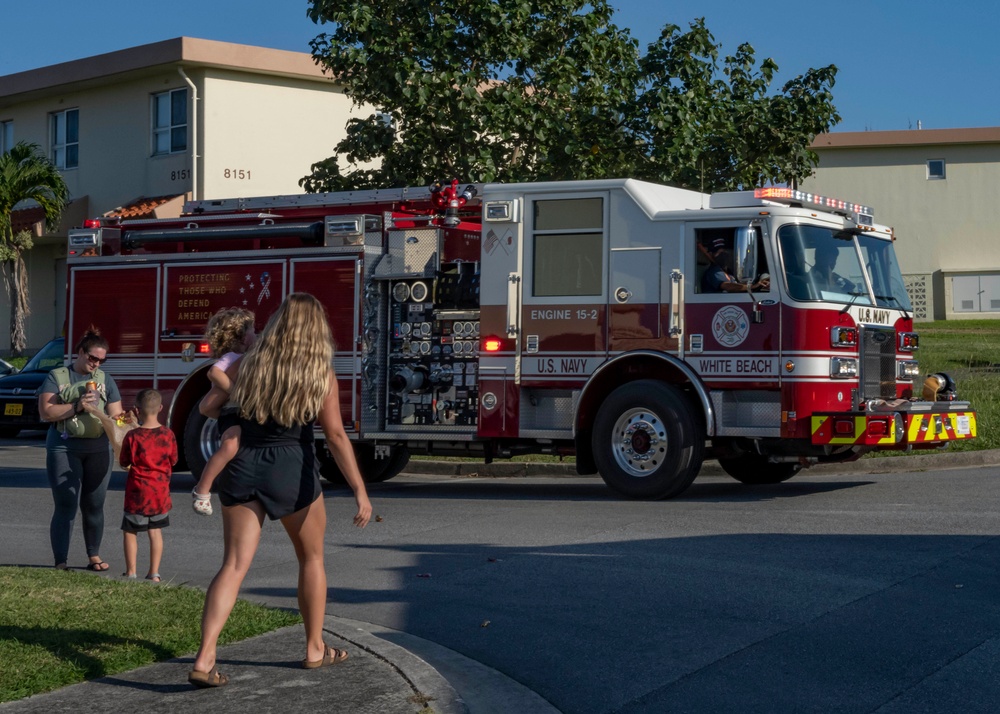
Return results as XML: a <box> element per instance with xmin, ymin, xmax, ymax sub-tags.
<box><xmin>0</xmin><ymin>338</ymin><xmax>66</xmax><ymax>437</ymax></box>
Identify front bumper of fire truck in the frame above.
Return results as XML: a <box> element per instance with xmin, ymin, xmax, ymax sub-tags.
<box><xmin>810</xmin><ymin>401</ymin><xmax>977</xmax><ymax>448</ymax></box>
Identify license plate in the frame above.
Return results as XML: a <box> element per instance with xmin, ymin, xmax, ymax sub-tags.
<box><xmin>4</xmin><ymin>403</ymin><xmax>23</xmax><ymax>416</ymax></box>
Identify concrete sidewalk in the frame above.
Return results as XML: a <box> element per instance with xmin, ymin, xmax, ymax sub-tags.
<box><xmin>1</xmin><ymin>615</ymin><xmax>464</xmax><ymax>714</ymax></box>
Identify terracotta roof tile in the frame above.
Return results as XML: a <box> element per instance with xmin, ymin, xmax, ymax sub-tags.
<box><xmin>104</xmin><ymin>194</ymin><xmax>185</xmax><ymax>219</ymax></box>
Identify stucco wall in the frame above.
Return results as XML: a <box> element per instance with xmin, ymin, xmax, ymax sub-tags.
<box><xmin>0</xmin><ymin>72</ymin><xmax>191</xmax><ymax>214</ymax></box>
<box><xmin>200</xmin><ymin>69</ymin><xmax>362</xmax><ymax>199</ymax></box>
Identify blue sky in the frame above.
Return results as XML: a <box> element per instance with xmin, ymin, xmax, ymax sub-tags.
<box><xmin>6</xmin><ymin>0</ymin><xmax>1000</xmax><ymax>133</ymax></box>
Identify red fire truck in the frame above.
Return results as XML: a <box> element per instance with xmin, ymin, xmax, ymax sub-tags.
<box><xmin>65</xmin><ymin>178</ymin><xmax>977</xmax><ymax>499</ymax></box>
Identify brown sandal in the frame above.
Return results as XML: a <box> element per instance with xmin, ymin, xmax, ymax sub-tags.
<box><xmin>302</xmin><ymin>645</ymin><xmax>348</xmax><ymax>669</ymax></box>
<box><xmin>188</xmin><ymin>667</ymin><xmax>229</xmax><ymax>688</ymax></box>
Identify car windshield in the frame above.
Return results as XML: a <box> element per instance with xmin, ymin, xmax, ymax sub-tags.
<box><xmin>778</xmin><ymin>224</ymin><xmax>873</xmax><ymax>306</ymax></box>
<box><xmin>22</xmin><ymin>340</ymin><xmax>66</xmax><ymax>372</ymax></box>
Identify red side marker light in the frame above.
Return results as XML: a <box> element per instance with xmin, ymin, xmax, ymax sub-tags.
<box><xmin>198</xmin><ymin>343</ymin><xmax>211</xmax><ymax>354</ymax></box>
<box><xmin>483</xmin><ymin>337</ymin><xmax>502</xmax><ymax>352</ymax></box>
<box><xmin>868</xmin><ymin>419</ymin><xmax>888</xmax><ymax>436</ymax></box>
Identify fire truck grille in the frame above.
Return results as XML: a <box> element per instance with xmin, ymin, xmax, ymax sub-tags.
<box><xmin>860</xmin><ymin>326</ymin><xmax>897</xmax><ymax>400</ymax></box>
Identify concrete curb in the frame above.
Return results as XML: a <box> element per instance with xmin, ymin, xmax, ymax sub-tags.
<box><xmin>324</xmin><ymin>615</ymin><xmax>467</xmax><ymax>714</ymax></box>
<box><xmin>403</xmin><ymin>449</ymin><xmax>1000</xmax><ymax>480</ymax></box>
<box><xmin>327</xmin><ymin>616</ymin><xmax>561</xmax><ymax>714</ymax></box>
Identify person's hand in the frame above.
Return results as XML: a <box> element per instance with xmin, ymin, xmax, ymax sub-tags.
<box><xmin>353</xmin><ymin>494</ymin><xmax>372</xmax><ymax>528</ymax></box>
<box><xmin>115</xmin><ymin>409</ymin><xmax>138</xmax><ymax>425</ymax></box>
<box><xmin>79</xmin><ymin>390</ymin><xmax>100</xmax><ymax>414</ymax></box>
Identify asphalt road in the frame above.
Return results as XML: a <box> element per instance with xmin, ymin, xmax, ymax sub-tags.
<box><xmin>3</xmin><ymin>431</ymin><xmax>999</xmax><ymax>713</ymax></box>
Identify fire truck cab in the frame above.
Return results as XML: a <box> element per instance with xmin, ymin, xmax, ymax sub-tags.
<box><xmin>65</xmin><ymin>179</ymin><xmax>977</xmax><ymax>499</ymax></box>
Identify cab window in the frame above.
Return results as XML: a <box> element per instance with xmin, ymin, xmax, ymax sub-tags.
<box><xmin>531</xmin><ymin>198</ymin><xmax>603</xmax><ymax>297</ymax></box>
<box><xmin>694</xmin><ymin>227</ymin><xmax>768</xmax><ymax>294</ymax></box>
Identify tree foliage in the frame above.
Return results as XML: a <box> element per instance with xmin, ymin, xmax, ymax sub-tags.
<box><xmin>0</xmin><ymin>142</ymin><xmax>69</xmax><ymax>355</ymax></box>
<box><xmin>633</xmin><ymin>19</ymin><xmax>839</xmax><ymax>191</ymax></box>
<box><xmin>302</xmin><ymin>3</ymin><xmax>839</xmax><ymax>193</ymax></box>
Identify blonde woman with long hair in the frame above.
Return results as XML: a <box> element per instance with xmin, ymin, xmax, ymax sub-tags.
<box><xmin>189</xmin><ymin>293</ymin><xmax>372</xmax><ymax>688</ymax></box>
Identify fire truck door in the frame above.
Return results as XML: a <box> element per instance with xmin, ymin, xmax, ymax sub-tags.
<box><xmin>609</xmin><ymin>248</ymin><xmax>661</xmax><ymax>351</ymax></box>
<box><xmin>518</xmin><ymin>192</ymin><xmax>607</xmax><ymax>383</ymax></box>
<box><xmin>290</xmin><ymin>257</ymin><xmax>361</xmax><ymax>429</ymax></box>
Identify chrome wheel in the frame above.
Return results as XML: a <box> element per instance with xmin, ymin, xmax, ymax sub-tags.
<box><xmin>612</xmin><ymin>408</ymin><xmax>668</xmax><ymax>477</ymax></box>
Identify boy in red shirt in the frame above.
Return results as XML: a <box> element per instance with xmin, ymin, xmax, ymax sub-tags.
<box><xmin>119</xmin><ymin>388</ymin><xmax>178</xmax><ymax>582</ymax></box>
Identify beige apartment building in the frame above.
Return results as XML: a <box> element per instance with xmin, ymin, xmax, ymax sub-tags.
<box><xmin>0</xmin><ymin>37</ymin><xmax>360</xmax><ymax>352</ymax></box>
<box><xmin>803</xmin><ymin>127</ymin><xmax>1000</xmax><ymax>321</ymax></box>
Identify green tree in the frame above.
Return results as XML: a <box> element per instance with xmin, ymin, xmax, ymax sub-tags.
<box><xmin>302</xmin><ymin>3</ymin><xmax>840</xmax><ymax>194</ymax></box>
<box><xmin>303</xmin><ymin>0</ymin><xmax>641</xmax><ymax>190</ymax></box>
<box><xmin>633</xmin><ymin>18</ymin><xmax>839</xmax><ymax>191</ymax></box>
<box><xmin>0</xmin><ymin>142</ymin><xmax>69</xmax><ymax>355</ymax></box>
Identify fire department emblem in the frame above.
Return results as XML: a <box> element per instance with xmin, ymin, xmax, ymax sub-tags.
<box><xmin>712</xmin><ymin>306</ymin><xmax>749</xmax><ymax>348</ymax></box>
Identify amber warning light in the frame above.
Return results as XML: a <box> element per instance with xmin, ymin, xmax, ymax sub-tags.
<box><xmin>483</xmin><ymin>337</ymin><xmax>503</xmax><ymax>352</ymax></box>
<box><xmin>198</xmin><ymin>343</ymin><xmax>212</xmax><ymax>354</ymax></box>
<box><xmin>753</xmin><ymin>187</ymin><xmax>874</xmax><ymax>217</ymax></box>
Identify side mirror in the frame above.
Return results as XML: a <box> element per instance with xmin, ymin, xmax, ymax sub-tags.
<box><xmin>734</xmin><ymin>226</ymin><xmax>758</xmax><ymax>284</ymax></box>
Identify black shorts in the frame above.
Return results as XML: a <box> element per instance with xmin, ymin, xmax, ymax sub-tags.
<box><xmin>217</xmin><ymin>406</ymin><xmax>241</xmax><ymax>435</ymax></box>
<box><xmin>217</xmin><ymin>441</ymin><xmax>322</xmax><ymax>520</ymax></box>
<box><xmin>122</xmin><ymin>512</ymin><xmax>170</xmax><ymax>533</ymax></box>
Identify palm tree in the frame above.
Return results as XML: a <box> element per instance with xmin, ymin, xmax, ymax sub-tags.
<box><xmin>0</xmin><ymin>142</ymin><xmax>69</xmax><ymax>355</ymax></box>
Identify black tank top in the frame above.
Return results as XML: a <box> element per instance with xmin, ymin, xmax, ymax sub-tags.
<box><xmin>238</xmin><ymin>417</ymin><xmax>314</xmax><ymax>448</ymax></box>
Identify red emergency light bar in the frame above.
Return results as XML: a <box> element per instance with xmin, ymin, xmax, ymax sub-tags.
<box><xmin>754</xmin><ymin>188</ymin><xmax>873</xmax><ymax>218</ymax></box>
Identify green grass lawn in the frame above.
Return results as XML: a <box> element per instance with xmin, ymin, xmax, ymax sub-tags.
<box><xmin>0</xmin><ymin>567</ymin><xmax>300</xmax><ymax>703</ymax></box>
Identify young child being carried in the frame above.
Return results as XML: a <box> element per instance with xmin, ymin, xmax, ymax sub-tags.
<box><xmin>119</xmin><ymin>388</ymin><xmax>178</xmax><ymax>582</ymax></box>
<box><xmin>191</xmin><ymin>307</ymin><xmax>256</xmax><ymax>516</ymax></box>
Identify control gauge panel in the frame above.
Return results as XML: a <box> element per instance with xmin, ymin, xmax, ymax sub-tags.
<box><xmin>387</xmin><ymin>277</ymin><xmax>479</xmax><ymax>428</ymax></box>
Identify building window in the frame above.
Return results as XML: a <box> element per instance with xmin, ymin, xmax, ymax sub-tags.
<box><xmin>927</xmin><ymin>159</ymin><xmax>945</xmax><ymax>180</ymax></box>
<box><xmin>152</xmin><ymin>89</ymin><xmax>187</xmax><ymax>155</ymax></box>
<box><xmin>51</xmin><ymin>109</ymin><xmax>79</xmax><ymax>169</ymax></box>
<box><xmin>1</xmin><ymin>120</ymin><xmax>12</xmax><ymax>153</ymax></box>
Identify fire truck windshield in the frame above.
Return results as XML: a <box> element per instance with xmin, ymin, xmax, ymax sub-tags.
<box><xmin>778</xmin><ymin>224</ymin><xmax>881</xmax><ymax>307</ymax></box>
<box><xmin>856</xmin><ymin>233</ymin><xmax>913</xmax><ymax>312</ymax></box>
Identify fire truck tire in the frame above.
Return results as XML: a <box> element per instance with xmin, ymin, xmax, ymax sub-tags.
<box><xmin>356</xmin><ymin>444</ymin><xmax>411</xmax><ymax>483</ymax></box>
<box><xmin>592</xmin><ymin>380</ymin><xmax>702</xmax><ymax>500</ymax></box>
<box><xmin>318</xmin><ymin>444</ymin><xmax>411</xmax><ymax>484</ymax></box>
<box><xmin>317</xmin><ymin>448</ymin><xmax>344</xmax><ymax>483</ymax></box>
<box><xmin>717</xmin><ymin>455</ymin><xmax>802</xmax><ymax>485</ymax></box>
<box><xmin>182</xmin><ymin>407</ymin><xmax>218</xmax><ymax>480</ymax></box>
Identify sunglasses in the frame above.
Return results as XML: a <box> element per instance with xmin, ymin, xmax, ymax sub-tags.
<box><xmin>85</xmin><ymin>352</ymin><xmax>108</xmax><ymax>365</ymax></box>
